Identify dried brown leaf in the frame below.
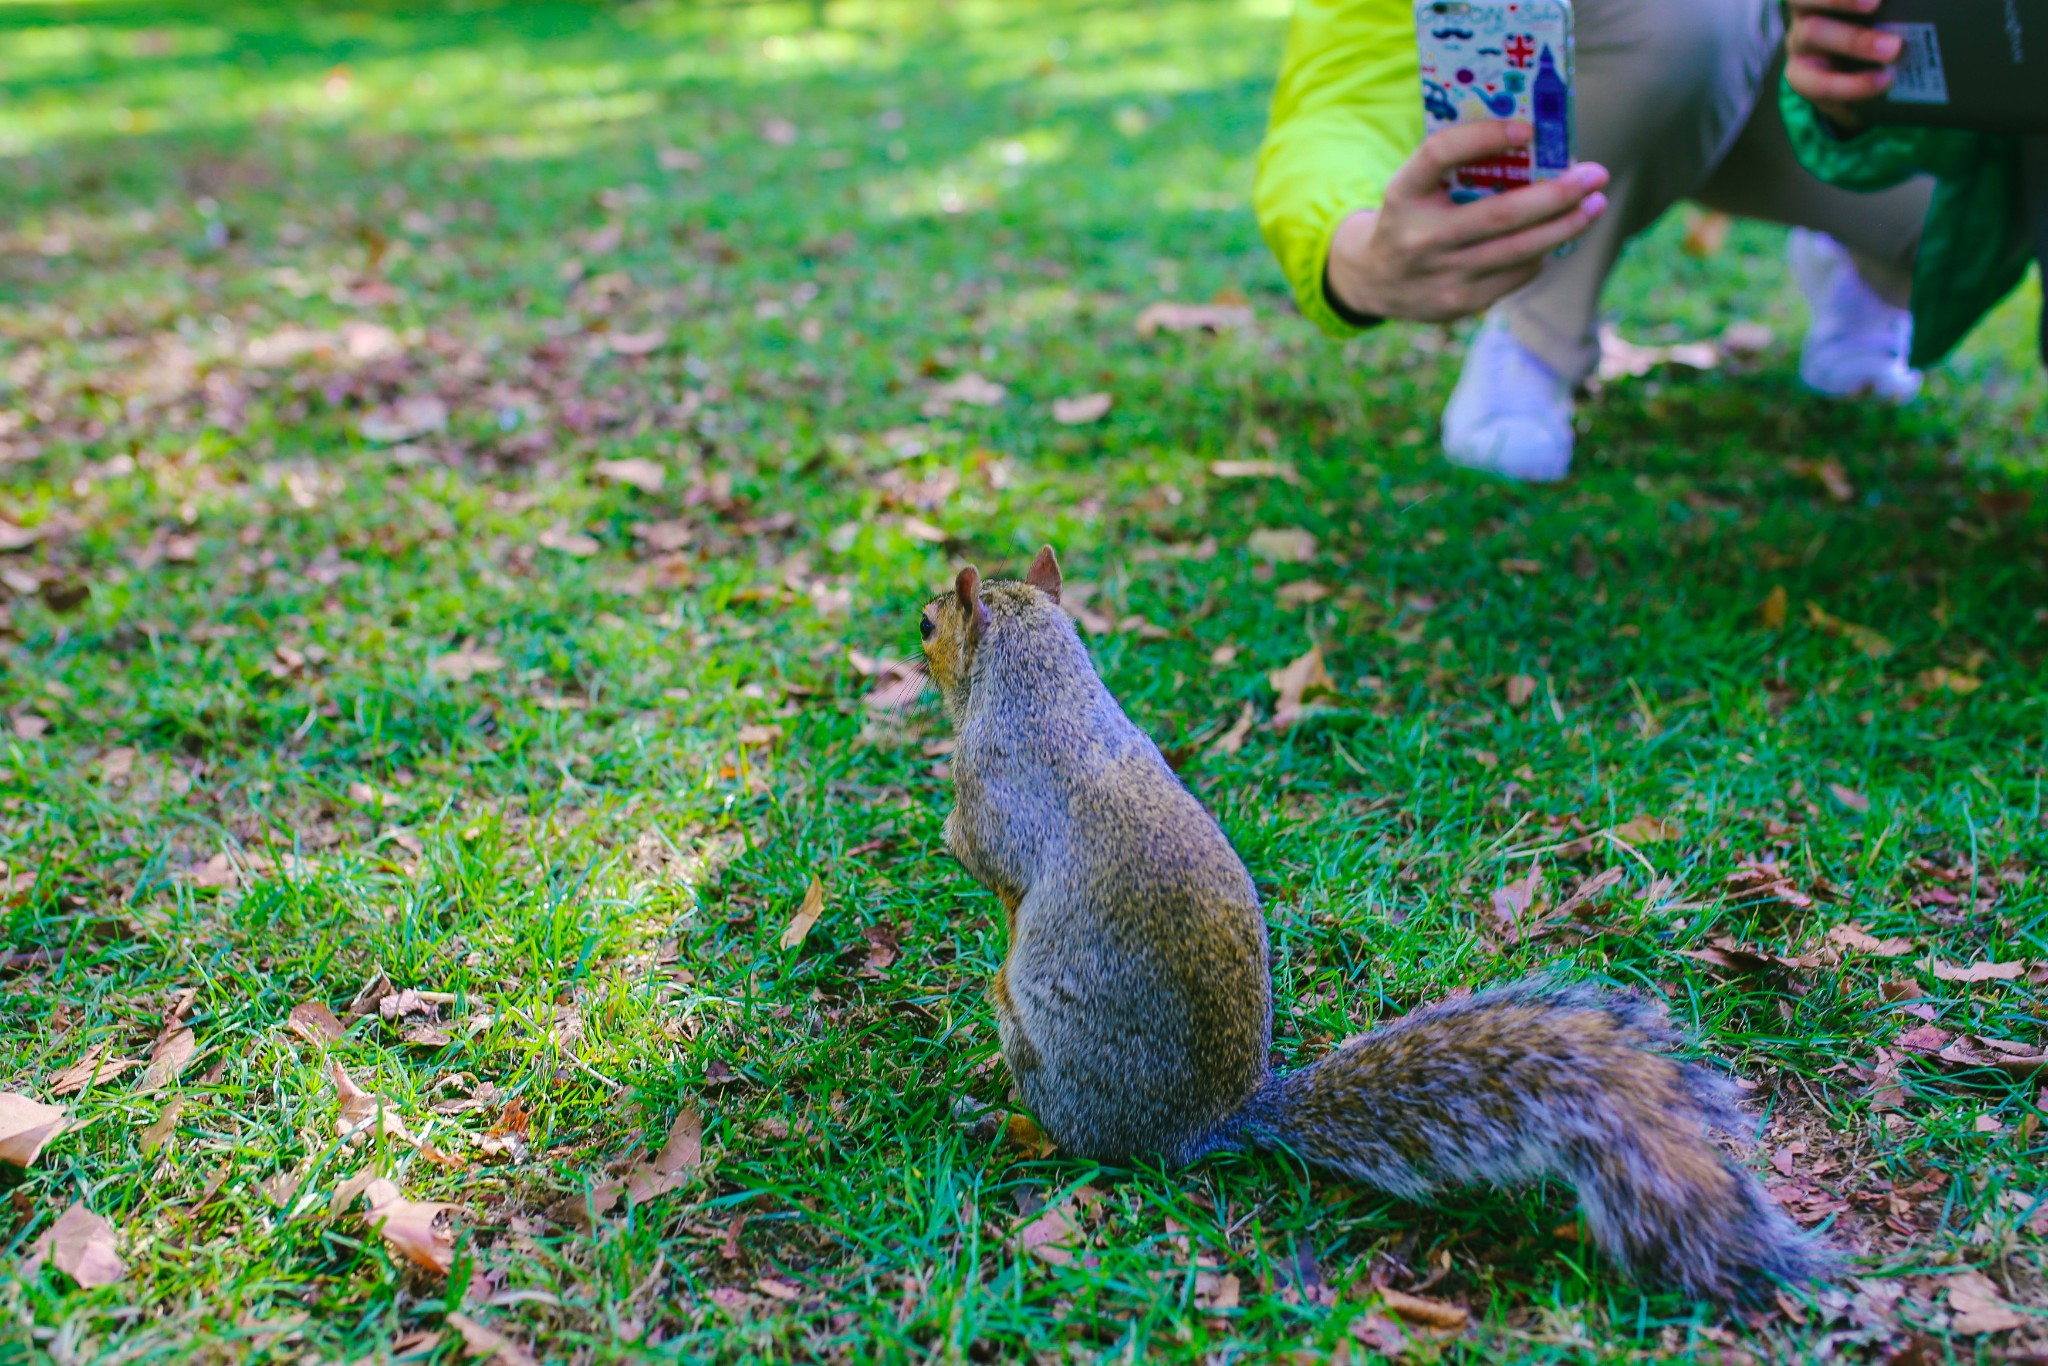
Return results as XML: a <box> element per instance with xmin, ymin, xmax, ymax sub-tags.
<box><xmin>0</xmin><ymin>1092</ymin><xmax>67</xmax><ymax>1167</ymax></box>
<box><xmin>593</xmin><ymin>458</ymin><xmax>666</xmax><ymax>493</ymax></box>
<box><xmin>778</xmin><ymin>877</ymin><xmax>826</xmax><ymax>950</ymax></box>
<box><xmin>137</xmin><ymin>1027</ymin><xmax>196</xmax><ymax>1094</ymax></box>
<box><xmin>288</xmin><ymin>1001</ymin><xmax>346</xmax><ymax>1045</ymax></box>
<box><xmin>430</xmin><ymin>646</ymin><xmax>504</xmax><ymax>683</ymax></box>
<box><xmin>624</xmin><ymin>1108</ymin><xmax>703</xmax><ymax>1205</ymax></box>
<box><xmin>1267</xmin><ymin>645</ymin><xmax>1335</xmax><ymax>732</ymax></box>
<box><xmin>1828</xmin><ymin>782</ymin><xmax>1869</xmax><ymax>813</ymax></box>
<box><xmin>37</xmin><ymin>1201</ymin><xmax>125</xmax><ymax>1288</ymax></box>
<box><xmin>445</xmin><ymin>1313</ymin><xmax>539</xmax><ymax>1366</ymax></box>
<box><xmin>1247</xmin><ymin>527</ymin><xmax>1316</xmax><ymax>563</ymax></box>
<box><xmin>47</xmin><ymin>1044</ymin><xmax>145</xmax><ymax>1096</ymax></box>
<box><xmin>1207</xmin><ymin>701</ymin><xmax>1255</xmax><ymax>758</ymax></box>
<box><xmin>1135</xmin><ymin>301</ymin><xmax>1253</xmax><ymax>337</ymax></box>
<box><xmin>1948</xmin><ymin>1270</ymin><xmax>2022</xmax><ymax>1334</ymax></box>
<box><xmin>1378</xmin><ymin>1286</ymin><xmax>1469</xmax><ymax>1331</ymax></box>
<box><xmin>1050</xmin><ymin>393</ymin><xmax>1112</xmax><ymax>425</ymax></box>
<box><xmin>1827</xmin><ymin>924</ymin><xmax>1914</xmax><ymax>957</ymax></box>
<box><xmin>1760</xmin><ymin>584</ymin><xmax>1788</xmax><ymax>630</ymax></box>
<box><xmin>139</xmin><ymin>1097</ymin><xmax>183</xmax><ymax>1157</ymax></box>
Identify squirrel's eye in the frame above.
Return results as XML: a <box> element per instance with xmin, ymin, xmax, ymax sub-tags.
<box><xmin>919</xmin><ymin>615</ymin><xmax>936</xmax><ymax>640</ymax></box>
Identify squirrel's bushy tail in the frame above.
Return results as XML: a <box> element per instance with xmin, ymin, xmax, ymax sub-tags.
<box><xmin>1238</xmin><ymin>978</ymin><xmax>1826</xmax><ymax>1304</ymax></box>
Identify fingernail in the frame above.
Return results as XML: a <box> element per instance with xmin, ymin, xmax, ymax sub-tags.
<box><xmin>1574</xmin><ymin>163</ymin><xmax>1607</xmax><ymax>189</ymax></box>
<box><xmin>1582</xmin><ymin>192</ymin><xmax>1608</xmax><ymax>217</ymax></box>
<box><xmin>1506</xmin><ymin>120</ymin><xmax>1532</xmax><ymax>143</ymax></box>
<box><xmin>1876</xmin><ymin>33</ymin><xmax>1902</xmax><ymax>58</ymax></box>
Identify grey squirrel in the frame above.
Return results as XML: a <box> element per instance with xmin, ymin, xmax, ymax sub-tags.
<box><xmin>918</xmin><ymin>545</ymin><xmax>1825</xmax><ymax>1304</ymax></box>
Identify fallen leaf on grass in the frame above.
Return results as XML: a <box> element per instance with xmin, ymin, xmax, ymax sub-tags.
<box><xmin>1050</xmin><ymin>393</ymin><xmax>1112</xmax><ymax>425</ymax></box>
<box><xmin>1947</xmin><ymin>1271</ymin><xmax>2023</xmax><ymax>1334</ymax></box>
<box><xmin>1827</xmin><ymin>924</ymin><xmax>1915</xmax><ymax>957</ymax></box>
<box><xmin>0</xmin><ymin>1092</ymin><xmax>67</xmax><ymax>1167</ymax></box>
<box><xmin>778</xmin><ymin>878</ymin><xmax>826</xmax><ymax>950</ymax></box>
<box><xmin>921</xmin><ymin>373</ymin><xmax>1006</xmax><ymax>416</ymax></box>
<box><xmin>1926</xmin><ymin>957</ymin><xmax>2025</xmax><ymax>983</ymax></box>
<box><xmin>1724</xmin><ymin>861</ymin><xmax>1814</xmax><ymax>909</ymax></box>
<box><xmin>537</xmin><ymin>524</ymin><xmax>600</xmax><ymax>558</ymax></box>
<box><xmin>334</xmin><ymin>1173</ymin><xmax>459</xmax><ymax>1275</ymax></box>
<box><xmin>288</xmin><ymin>1001</ymin><xmax>346</xmax><ymax>1045</ymax></box>
<box><xmin>1267</xmin><ymin>645</ymin><xmax>1335</xmax><ymax>732</ymax></box>
<box><xmin>1806</xmin><ymin>602</ymin><xmax>1894</xmax><ymax>659</ymax></box>
<box><xmin>624</xmin><ymin>1108</ymin><xmax>702</xmax><ymax>1205</ymax></box>
<box><xmin>1005</xmin><ymin>1113</ymin><xmax>1056</xmax><ymax>1159</ymax></box>
<box><xmin>1016</xmin><ymin>1197</ymin><xmax>1082</xmax><ymax>1265</ymax></box>
<box><xmin>1789</xmin><ymin>457</ymin><xmax>1855</xmax><ymax>503</ymax></box>
<box><xmin>1721</xmin><ymin>320</ymin><xmax>1776</xmax><ymax>356</ymax></box>
<box><xmin>1135</xmin><ymin>301</ymin><xmax>1253</xmax><ymax>337</ymax></box>
<box><xmin>47</xmin><ymin>1044</ymin><xmax>145</xmax><ymax>1096</ymax></box>
<box><xmin>737</xmin><ymin>724</ymin><xmax>782</xmax><ymax>748</ymax></box>
<box><xmin>605</xmin><ymin>329</ymin><xmax>668</xmax><ymax>358</ymax></box>
<box><xmin>0</xmin><ymin>520</ymin><xmax>45</xmax><ymax>552</ymax></box>
<box><xmin>1610</xmin><ymin>815</ymin><xmax>1682</xmax><ymax>844</ymax></box>
<box><xmin>1828</xmin><ymin>782</ymin><xmax>1869</xmax><ymax>813</ymax></box>
<box><xmin>1894</xmin><ymin>1026</ymin><xmax>2048</xmax><ymax>1076</ymax></box>
<box><xmin>1349</xmin><ymin>1313</ymin><xmax>1410</xmax><ymax>1356</ymax></box>
<box><xmin>27</xmin><ymin>1202</ymin><xmax>124</xmax><ymax>1288</ymax></box>
<box><xmin>1918</xmin><ymin>667</ymin><xmax>1982</xmax><ymax>695</ymax></box>
<box><xmin>139</xmin><ymin>1098</ymin><xmax>182</xmax><ymax>1157</ymax></box>
<box><xmin>1595</xmin><ymin>324</ymin><xmax>1719</xmax><ymax>382</ymax></box>
<box><xmin>593</xmin><ymin>458</ymin><xmax>666</xmax><ymax>492</ymax></box>
<box><xmin>359</xmin><ymin>396</ymin><xmax>448</xmax><ymax>445</ymax></box>
<box><xmin>1377</xmin><ymin>1287</ymin><xmax>1469</xmax><ymax>1331</ymax></box>
<box><xmin>1760</xmin><ymin>585</ymin><xmax>1788</xmax><ymax>630</ymax></box>
<box><xmin>1247</xmin><ymin>527</ymin><xmax>1316</xmax><ymax>563</ymax></box>
<box><xmin>137</xmin><ymin>1027</ymin><xmax>196</xmax><ymax>1095</ymax></box>
<box><xmin>1209</xmin><ymin>458</ymin><xmax>1300</xmax><ymax>484</ymax></box>
<box><xmin>430</xmin><ymin>646</ymin><xmax>504</xmax><ymax>683</ymax></box>
<box><xmin>1274</xmin><ymin>579</ymin><xmax>1330</xmax><ymax>607</ymax></box>
<box><xmin>445</xmin><ymin>1313</ymin><xmax>539</xmax><ymax>1366</ymax></box>
<box><xmin>1503</xmin><ymin>674</ymin><xmax>1537</xmax><ymax>708</ymax></box>
<box><xmin>334</xmin><ymin>1062</ymin><xmax>415</xmax><ymax>1145</ymax></box>
<box><xmin>1193</xmin><ymin>1270</ymin><xmax>1240</xmax><ymax>1310</ymax></box>
<box><xmin>1207</xmin><ymin>701</ymin><xmax>1255</xmax><ymax>758</ymax></box>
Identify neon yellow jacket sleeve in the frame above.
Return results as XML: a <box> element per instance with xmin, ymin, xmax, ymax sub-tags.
<box><xmin>1255</xmin><ymin>0</ymin><xmax>1423</xmax><ymax>336</ymax></box>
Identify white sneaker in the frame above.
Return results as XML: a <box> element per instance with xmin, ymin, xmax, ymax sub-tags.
<box><xmin>1442</xmin><ymin>313</ymin><xmax>1575</xmax><ymax>482</ymax></box>
<box><xmin>1788</xmin><ymin>228</ymin><xmax>1922</xmax><ymax>403</ymax></box>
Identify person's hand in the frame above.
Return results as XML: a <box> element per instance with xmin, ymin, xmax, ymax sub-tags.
<box><xmin>1785</xmin><ymin>0</ymin><xmax>1902</xmax><ymax>130</ymax></box>
<box><xmin>1324</xmin><ymin>120</ymin><xmax>1608</xmax><ymax>324</ymax></box>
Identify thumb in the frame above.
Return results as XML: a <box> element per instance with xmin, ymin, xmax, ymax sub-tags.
<box><xmin>1386</xmin><ymin>121</ymin><xmax>1532</xmax><ymax>203</ymax></box>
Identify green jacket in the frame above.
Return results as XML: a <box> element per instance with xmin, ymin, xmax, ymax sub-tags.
<box><xmin>1254</xmin><ymin>0</ymin><xmax>1422</xmax><ymax>337</ymax></box>
<box><xmin>1779</xmin><ymin>83</ymin><xmax>2035</xmax><ymax>367</ymax></box>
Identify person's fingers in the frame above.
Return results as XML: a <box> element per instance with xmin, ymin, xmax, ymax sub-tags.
<box><xmin>1436</xmin><ymin>163</ymin><xmax>1608</xmax><ymax>248</ymax></box>
<box><xmin>1385</xmin><ymin>120</ymin><xmax>1533</xmax><ymax>203</ymax></box>
<box><xmin>1787</xmin><ymin>51</ymin><xmax>1894</xmax><ymax>103</ymax></box>
<box><xmin>1448</xmin><ymin>191</ymin><xmax>1608</xmax><ymax>273</ymax></box>
<box><xmin>1791</xmin><ymin>13</ymin><xmax>1902</xmax><ymax>63</ymax></box>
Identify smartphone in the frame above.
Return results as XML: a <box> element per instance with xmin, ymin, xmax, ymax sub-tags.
<box><xmin>1416</xmin><ymin>0</ymin><xmax>1575</xmax><ymax>202</ymax></box>
<box><xmin>1847</xmin><ymin>0</ymin><xmax>2048</xmax><ymax>133</ymax></box>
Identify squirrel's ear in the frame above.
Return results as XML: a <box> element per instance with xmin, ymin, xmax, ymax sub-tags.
<box><xmin>1025</xmin><ymin>545</ymin><xmax>1062</xmax><ymax>603</ymax></box>
<box><xmin>953</xmin><ymin>565</ymin><xmax>989</xmax><ymax>634</ymax></box>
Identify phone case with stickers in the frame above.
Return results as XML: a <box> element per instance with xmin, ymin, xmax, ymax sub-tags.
<box><xmin>1417</xmin><ymin>0</ymin><xmax>1575</xmax><ymax>201</ymax></box>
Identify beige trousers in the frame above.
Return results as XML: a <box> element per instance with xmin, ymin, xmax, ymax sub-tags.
<box><xmin>1500</xmin><ymin>0</ymin><xmax>1932</xmax><ymax>383</ymax></box>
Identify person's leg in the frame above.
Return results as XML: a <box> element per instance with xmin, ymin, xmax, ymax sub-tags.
<box><xmin>1446</xmin><ymin>0</ymin><xmax>1779</xmax><ymax>480</ymax></box>
<box><xmin>1690</xmin><ymin>55</ymin><xmax>1928</xmax><ymax>308</ymax></box>
<box><xmin>1496</xmin><ymin>0</ymin><xmax>1780</xmax><ymax>383</ymax></box>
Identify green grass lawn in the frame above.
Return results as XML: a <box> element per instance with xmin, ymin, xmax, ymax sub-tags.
<box><xmin>1</xmin><ymin>1</ymin><xmax>2044</xmax><ymax>1361</ymax></box>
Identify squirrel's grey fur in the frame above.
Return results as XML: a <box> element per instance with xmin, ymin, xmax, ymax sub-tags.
<box><xmin>920</xmin><ymin>549</ymin><xmax>1828</xmax><ymax>1305</ymax></box>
